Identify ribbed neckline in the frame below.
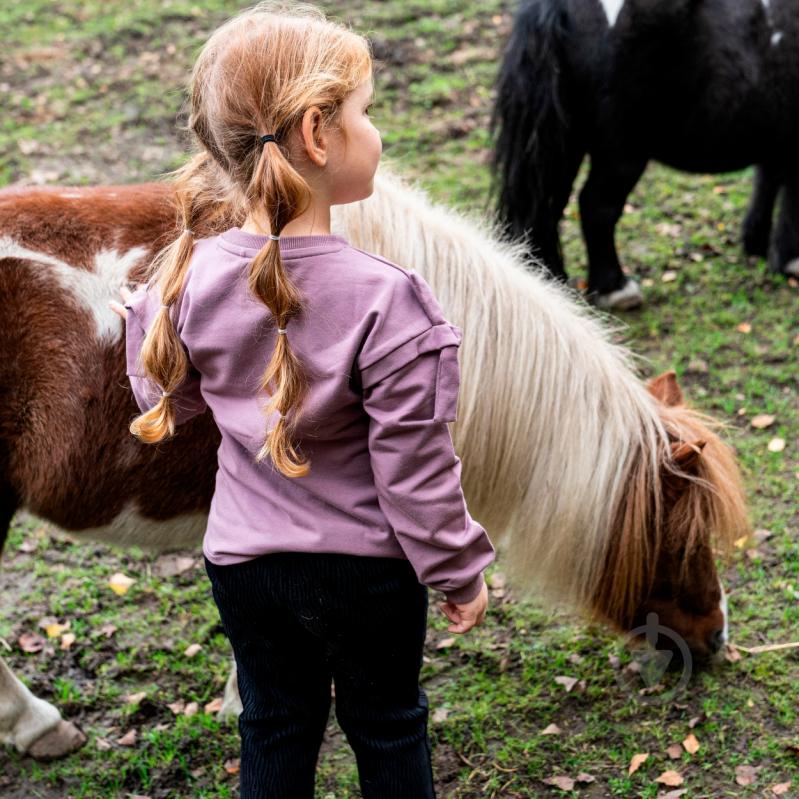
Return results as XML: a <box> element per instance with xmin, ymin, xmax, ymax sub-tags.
<box><xmin>218</xmin><ymin>226</ymin><xmax>349</xmax><ymax>255</ymax></box>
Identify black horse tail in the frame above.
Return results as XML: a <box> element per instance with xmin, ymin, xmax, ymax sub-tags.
<box><xmin>489</xmin><ymin>0</ymin><xmax>584</xmax><ymax>277</ymax></box>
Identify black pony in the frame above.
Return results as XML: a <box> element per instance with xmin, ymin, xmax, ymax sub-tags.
<box><xmin>489</xmin><ymin>0</ymin><xmax>799</xmax><ymax>309</ymax></box>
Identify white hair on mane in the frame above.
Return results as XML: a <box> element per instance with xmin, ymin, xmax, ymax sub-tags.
<box><xmin>332</xmin><ymin>163</ymin><xmax>676</xmax><ymax>615</ymax></box>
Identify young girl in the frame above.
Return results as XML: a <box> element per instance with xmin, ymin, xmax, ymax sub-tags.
<box><xmin>109</xmin><ymin>3</ymin><xmax>495</xmax><ymax>796</ymax></box>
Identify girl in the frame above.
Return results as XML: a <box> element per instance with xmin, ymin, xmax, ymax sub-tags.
<box><xmin>109</xmin><ymin>3</ymin><xmax>495</xmax><ymax>797</ymax></box>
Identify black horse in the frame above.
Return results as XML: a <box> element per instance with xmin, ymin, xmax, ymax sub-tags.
<box><xmin>489</xmin><ymin>0</ymin><xmax>799</xmax><ymax>309</ymax></box>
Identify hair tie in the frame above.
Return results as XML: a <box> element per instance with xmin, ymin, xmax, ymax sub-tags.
<box><xmin>260</xmin><ymin>133</ymin><xmax>278</xmax><ymax>144</ymax></box>
<box><xmin>277</xmin><ymin>327</ymin><xmax>287</xmax><ymax>334</ymax></box>
<box><xmin>269</xmin><ymin>234</ymin><xmax>280</xmax><ymax>241</ymax></box>
<box><xmin>161</xmin><ymin>304</ymin><xmax>170</xmax><ymax>310</ymax></box>
<box><xmin>184</xmin><ymin>228</ymin><xmax>193</xmax><ymax>235</ymax></box>
<box><xmin>161</xmin><ymin>390</ymin><xmax>171</xmax><ymax>397</ymax></box>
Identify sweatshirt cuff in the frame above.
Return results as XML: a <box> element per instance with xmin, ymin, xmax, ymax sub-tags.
<box><xmin>443</xmin><ymin>572</ymin><xmax>485</xmax><ymax>605</ymax></box>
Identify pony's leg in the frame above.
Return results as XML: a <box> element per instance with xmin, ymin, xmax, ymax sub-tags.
<box><xmin>0</xmin><ymin>482</ymin><xmax>86</xmax><ymax>759</ymax></box>
<box><xmin>579</xmin><ymin>156</ymin><xmax>647</xmax><ymax>308</ymax></box>
<box><xmin>742</xmin><ymin>165</ymin><xmax>781</xmax><ymax>258</ymax></box>
<box><xmin>769</xmin><ymin>172</ymin><xmax>799</xmax><ymax>277</ymax></box>
<box><xmin>219</xmin><ymin>657</ymin><xmax>243</xmax><ymax>719</ymax></box>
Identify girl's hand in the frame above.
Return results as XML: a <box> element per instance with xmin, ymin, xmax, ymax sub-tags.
<box><xmin>438</xmin><ymin>580</ymin><xmax>488</xmax><ymax>634</ymax></box>
<box><xmin>109</xmin><ymin>283</ymin><xmax>136</xmax><ymax>320</ymax></box>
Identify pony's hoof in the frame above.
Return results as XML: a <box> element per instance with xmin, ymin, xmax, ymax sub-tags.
<box><xmin>595</xmin><ymin>278</ymin><xmax>644</xmax><ymax>311</ymax></box>
<box><xmin>784</xmin><ymin>258</ymin><xmax>799</xmax><ymax>278</ymax></box>
<box><xmin>26</xmin><ymin>720</ymin><xmax>87</xmax><ymax>761</ymax></box>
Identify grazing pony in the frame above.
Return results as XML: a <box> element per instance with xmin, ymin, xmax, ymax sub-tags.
<box><xmin>490</xmin><ymin>0</ymin><xmax>799</xmax><ymax>308</ymax></box>
<box><xmin>0</xmin><ymin>164</ymin><xmax>748</xmax><ymax>760</ymax></box>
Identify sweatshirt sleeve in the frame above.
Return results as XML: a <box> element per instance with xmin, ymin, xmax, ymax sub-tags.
<box><xmin>357</xmin><ymin>270</ymin><xmax>495</xmax><ymax>605</ymax></box>
<box><xmin>123</xmin><ymin>281</ymin><xmax>208</xmax><ymax>426</ymax></box>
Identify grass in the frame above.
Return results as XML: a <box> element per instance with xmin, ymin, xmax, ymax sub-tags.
<box><xmin>1</xmin><ymin>0</ymin><xmax>797</xmax><ymax>797</ymax></box>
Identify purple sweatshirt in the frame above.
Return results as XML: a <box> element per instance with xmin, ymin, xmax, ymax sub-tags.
<box><xmin>124</xmin><ymin>227</ymin><xmax>495</xmax><ymax>604</ymax></box>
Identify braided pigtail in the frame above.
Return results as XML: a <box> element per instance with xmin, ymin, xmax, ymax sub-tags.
<box><xmin>246</xmin><ymin>131</ymin><xmax>314</xmax><ymax>477</ymax></box>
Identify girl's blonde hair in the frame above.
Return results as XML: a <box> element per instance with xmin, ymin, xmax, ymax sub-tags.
<box><xmin>129</xmin><ymin>1</ymin><xmax>373</xmax><ymax>477</ymax></box>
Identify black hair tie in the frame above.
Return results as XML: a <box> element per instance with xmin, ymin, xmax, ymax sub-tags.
<box><xmin>260</xmin><ymin>133</ymin><xmax>278</xmax><ymax>144</ymax></box>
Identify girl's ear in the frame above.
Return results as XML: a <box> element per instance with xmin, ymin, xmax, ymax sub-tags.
<box><xmin>299</xmin><ymin>105</ymin><xmax>328</xmax><ymax>167</ymax></box>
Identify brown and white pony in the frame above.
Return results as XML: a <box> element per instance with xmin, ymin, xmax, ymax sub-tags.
<box><xmin>0</xmin><ymin>165</ymin><xmax>748</xmax><ymax>760</ymax></box>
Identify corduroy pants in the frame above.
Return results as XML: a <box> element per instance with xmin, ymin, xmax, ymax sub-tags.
<box><xmin>204</xmin><ymin>551</ymin><xmax>437</xmax><ymax>799</ymax></box>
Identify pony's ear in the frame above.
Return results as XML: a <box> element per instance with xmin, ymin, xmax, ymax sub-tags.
<box><xmin>670</xmin><ymin>439</ymin><xmax>707</xmax><ymax>474</ymax></box>
<box><xmin>647</xmin><ymin>370</ymin><xmax>684</xmax><ymax>407</ymax></box>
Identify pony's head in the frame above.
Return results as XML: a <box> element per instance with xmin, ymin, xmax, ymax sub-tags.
<box><xmin>592</xmin><ymin>371</ymin><xmax>749</xmax><ymax>661</ymax></box>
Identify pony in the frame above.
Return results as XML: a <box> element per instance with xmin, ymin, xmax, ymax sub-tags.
<box><xmin>490</xmin><ymin>0</ymin><xmax>799</xmax><ymax>309</ymax></box>
<box><xmin>0</xmin><ymin>164</ymin><xmax>748</xmax><ymax>760</ymax></box>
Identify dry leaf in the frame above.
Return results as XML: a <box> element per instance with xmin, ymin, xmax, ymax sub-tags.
<box><xmin>655</xmin><ymin>770</ymin><xmax>684</xmax><ymax>787</ymax></box>
<box><xmin>541</xmin><ymin>723</ymin><xmax>562</xmax><ymax>735</ymax></box>
<box><xmin>224</xmin><ymin>758</ymin><xmax>240</xmax><ymax>775</ymax></box>
<box><xmin>95</xmin><ymin>737</ymin><xmax>112</xmax><ymax>751</ymax></box>
<box><xmin>751</xmin><ymin>414</ymin><xmax>776</xmax><ymax>429</ymax></box>
<box><xmin>662</xmin><ymin>271</ymin><xmax>678</xmax><ymax>283</ymax></box>
<box><xmin>204</xmin><ymin>697</ymin><xmax>223</xmax><ymax>714</ymax></box>
<box><xmin>488</xmin><ymin>572</ymin><xmax>506</xmax><ymax>589</ymax></box>
<box><xmin>100</xmin><ymin>623</ymin><xmax>117</xmax><ymax>637</ymax></box>
<box><xmin>768</xmin><ymin>438</ymin><xmax>786</xmax><ymax>453</ymax></box>
<box><xmin>660</xmin><ymin>791</ymin><xmax>688</xmax><ymax>799</ymax></box>
<box><xmin>772</xmin><ymin>783</ymin><xmax>791</xmax><ymax>796</ymax></box>
<box><xmin>18</xmin><ymin>632</ymin><xmax>45</xmax><ymax>653</ymax></box>
<box><xmin>184</xmin><ymin>701</ymin><xmax>199</xmax><ymax>717</ymax></box>
<box><xmin>543</xmin><ymin>775</ymin><xmax>575</xmax><ymax>791</ymax></box>
<box><xmin>184</xmin><ymin>643</ymin><xmax>202</xmax><ymax>657</ymax></box>
<box><xmin>688</xmin><ymin>714</ymin><xmax>705</xmax><ymax>728</ymax></box>
<box><xmin>167</xmin><ymin>700</ymin><xmax>185</xmax><ymax>715</ymax></box>
<box><xmin>629</xmin><ymin>753</ymin><xmax>649</xmax><ymax>775</ymax></box>
<box><xmin>44</xmin><ymin>621</ymin><xmax>70</xmax><ymax>638</ymax></box>
<box><xmin>554</xmin><ymin>675</ymin><xmax>579</xmax><ymax>692</ymax></box>
<box><xmin>576</xmin><ymin>773</ymin><xmax>595</xmax><ymax>784</ymax></box>
<box><xmin>108</xmin><ymin>572</ymin><xmax>136</xmax><ymax>596</ymax></box>
<box><xmin>126</xmin><ymin>692</ymin><xmax>147</xmax><ymax>705</ymax></box>
<box><xmin>735</xmin><ymin>764</ymin><xmax>759</xmax><ymax>786</ymax></box>
<box><xmin>666</xmin><ymin>743</ymin><xmax>683</xmax><ymax>759</ymax></box>
<box><xmin>60</xmin><ymin>633</ymin><xmax>76</xmax><ymax>650</ymax></box>
<box><xmin>436</xmin><ymin>637</ymin><xmax>456</xmax><ymax>650</ymax></box>
<box><xmin>118</xmin><ymin>728</ymin><xmax>137</xmax><ymax>746</ymax></box>
<box><xmin>737</xmin><ymin>322</ymin><xmax>752</xmax><ymax>333</ymax></box>
<box><xmin>724</xmin><ymin>644</ymin><xmax>742</xmax><ymax>663</ymax></box>
<box><xmin>682</xmin><ymin>734</ymin><xmax>700</xmax><ymax>754</ymax></box>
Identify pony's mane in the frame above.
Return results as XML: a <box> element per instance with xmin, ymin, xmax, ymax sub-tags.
<box><xmin>334</xmin><ymin>163</ymin><xmax>749</xmax><ymax>621</ymax></box>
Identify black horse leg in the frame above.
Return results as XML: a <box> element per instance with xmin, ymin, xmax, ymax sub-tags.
<box><xmin>742</xmin><ymin>165</ymin><xmax>781</xmax><ymax>258</ymax></box>
<box><xmin>579</xmin><ymin>156</ymin><xmax>647</xmax><ymax>304</ymax></box>
<box><xmin>769</xmin><ymin>171</ymin><xmax>799</xmax><ymax>277</ymax></box>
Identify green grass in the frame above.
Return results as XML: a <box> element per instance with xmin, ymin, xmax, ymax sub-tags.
<box><xmin>1</xmin><ymin>0</ymin><xmax>797</xmax><ymax>797</ymax></box>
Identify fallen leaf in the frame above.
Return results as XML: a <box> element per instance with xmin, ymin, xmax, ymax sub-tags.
<box><xmin>125</xmin><ymin>692</ymin><xmax>147</xmax><ymax>705</ymax></box>
<box><xmin>184</xmin><ymin>643</ymin><xmax>202</xmax><ymax>658</ymax></box>
<box><xmin>735</xmin><ymin>764</ymin><xmax>759</xmax><ymax>786</ymax></box>
<box><xmin>724</xmin><ymin>644</ymin><xmax>742</xmax><ymax>663</ymax></box>
<box><xmin>108</xmin><ymin>572</ymin><xmax>136</xmax><ymax>596</ymax></box>
<box><xmin>768</xmin><ymin>438</ymin><xmax>786</xmax><ymax>453</ymax></box>
<box><xmin>167</xmin><ymin>700</ymin><xmax>185</xmax><ymax>715</ymax></box>
<box><xmin>436</xmin><ymin>637</ymin><xmax>456</xmax><ymax>650</ymax></box>
<box><xmin>224</xmin><ymin>757</ymin><xmax>240</xmax><ymax>775</ymax></box>
<box><xmin>682</xmin><ymin>733</ymin><xmax>700</xmax><ymax>754</ymax></box>
<box><xmin>541</xmin><ymin>723</ymin><xmax>562</xmax><ymax>735</ymax></box>
<box><xmin>18</xmin><ymin>632</ymin><xmax>45</xmax><ymax>653</ymax></box>
<box><xmin>772</xmin><ymin>783</ymin><xmax>791</xmax><ymax>796</ymax></box>
<box><xmin>99</xmin><ymin>623</ymin><xmax>117</xmax><ymax>637</ymax></box>
<box><xmin>184</xmin><ymin>702</ymin><xmax>199</xmax><ymax>717</ymax></box>
<box><xmin>44</xmin><ymin>621</ymin><xmax>70</xmax><ymax>638</ymax></box>
<box><xmin>659</xmin><ymin>791</ymin><xmax>688</xmax><ymax>799</ymax></box>
<box><xmin>488</xmin><ymin>572</ymin><xmax>506</xmax><ymax>589</ymax></box>
<box><xmin>666</xmin><ymin>743</ymin><xmax>683</xmax><ymax>759</ymax></box>
<box><xmin>554</xmin><ymin>675</ymin><xmax>579</xmax><ymax>692</ymax></box>
<box><xmin>118</xmin><ymin>728</ymin><xmax>137</xmax><ymax>746</ymax></box>
<box><xmin>655</xmin><ymin>770</ymin><xmax>684</xmax><ymax>787</ymax></box>
<box><xmin>662</xmin><ymin>270</ymin><xmax>678</xmax><ymax>283</ymax></box>
<box><xmin>95</xmin><ymin>737</ymin><xmax>112</xmax><ymax>751</ymax></box>
<box><xmin>688</xmin><ymin>714</ymin><xmax>706</xmax><ymax>728</ymax></box>
<box><xmin>543</xmin><ymin>775</ymin><xmax>574</xmax><ymax>791</ymax></box>
<box><xmin>629</xmin><ymin>752</ymin><xmax>649</xmax><ymax>775</ymax></box>
<box><xmin>204</xmin><ymin>697</ymin><xmax>223</xmax><ymax>714</ymax></box>
<box><xmin>737</xmin><ymin>322</ymin><xmax>752</xmax><ymax>333</ymax></box>
<box><xmin>751</xmin><ymin>414</ymin><xmax>776</xmax><ymax>429</ymax></box>
<box><xmin>576</xmin><ymin>773</ymin><xmax>595</xmax><ymax>784</ymax></box>
<box><xmin>60</xmin><ymin>633</ymin><xmax>76</xmax><ymax>650</ymax></box>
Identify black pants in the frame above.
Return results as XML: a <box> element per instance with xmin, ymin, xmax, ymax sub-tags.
<box><xmin>204</xmin><ymin>551</ymin><xmax>437</xmax><ymax>799</ymax></box>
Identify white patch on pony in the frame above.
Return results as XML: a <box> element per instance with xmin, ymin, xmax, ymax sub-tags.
<box><xmin>0</xmin><ymin>235</ymin><xmax>148</xmax><ymax>340</ymax></box>
<box><xmin>719</xmin><ymin>579</ymin><xmax>729</xmax><ymax>644</ymax></box>
<box><xmin>58</xmin><ymin>192</ymin><xmax>83</xmax><ymax>199</ymax></box>
<box><xmin>771</xmin><ymin>31</ymin><xmax>783</xmax><ymax>46</ymax></box>
<box><xmin>785</xmin><ymin>258</ymin><xmax>799</xmax><ymax>277</ymax></box>
<box><xmin>599</xmin><ymin>0</ymin><xmax>625</xmax><ymax>27</ymax></box>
